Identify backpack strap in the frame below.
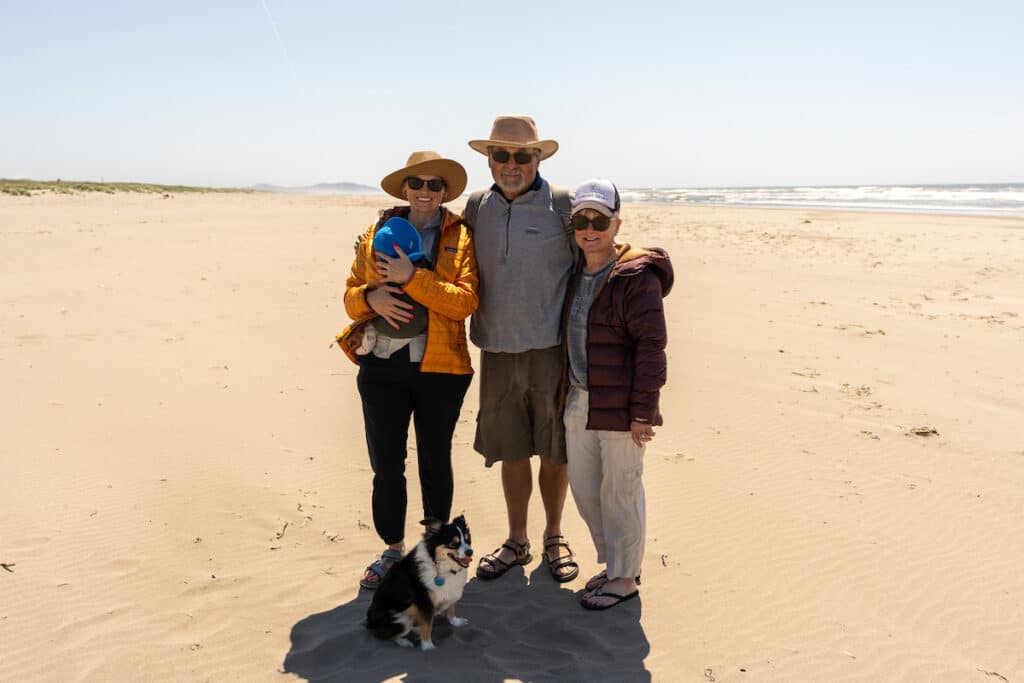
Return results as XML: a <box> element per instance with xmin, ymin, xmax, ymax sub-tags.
<box><xmin>463</xmin><ymin>189</ymin><xmax>486</xmax><ymax>229</ymax></box>
<box><xmin>550</xmin><ymin>184</ymin><xmax>573</xmax><ymax>241</ymax></box>
<box><xmin>464</xmin><ymin>186</ymin><xmax>574</xmax><ymax>252</ymax></box>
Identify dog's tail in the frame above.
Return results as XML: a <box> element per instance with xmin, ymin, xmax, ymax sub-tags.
<box><xmin>364</xmin><ymin>606</ymin><xmax>406</xmax><ymax>641</ymax></box>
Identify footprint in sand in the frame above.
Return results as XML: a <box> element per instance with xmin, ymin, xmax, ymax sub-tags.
<box><xmin>839</xmin><ymin>384</ymin><xmax>873</xmax><ymax>397</ymax></box>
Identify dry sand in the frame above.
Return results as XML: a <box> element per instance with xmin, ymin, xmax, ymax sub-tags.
<box><xmin>1</xmin><ymin>192</ymin><xmax>1022</xmax><ymax>682</ymax></box>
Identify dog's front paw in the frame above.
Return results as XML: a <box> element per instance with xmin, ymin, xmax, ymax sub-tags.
<box><xmin>447</xmin><ymin>616</ymin><xmax>469</xmax><ymax>628</ymax></box>
<box><xmin>395</xmin><ymin>638</ymin><xmax>414</xmax><ymax>648</ymax></box>
<box><xmin>419</xmin><ymin>640</ymin><xmax>435</xmax><ymax>651</ymax></box>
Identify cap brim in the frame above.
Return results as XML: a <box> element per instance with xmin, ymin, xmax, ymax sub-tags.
<box><xmin>571</xmin><ymin>200</ymin><xmax>615</xmax><ymax>217</ymax></box>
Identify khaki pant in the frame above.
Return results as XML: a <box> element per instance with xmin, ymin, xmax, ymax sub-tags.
<box><xmin>564</xmin><ymin>387</ymin><xmax>646</xmax><ymax>579</ymax></box>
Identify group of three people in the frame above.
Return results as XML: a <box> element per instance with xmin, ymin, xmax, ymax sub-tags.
<box><xmin>336</xmin><ymin>115</ymin><xmax>673</xmax><ymax>610</ymax></box>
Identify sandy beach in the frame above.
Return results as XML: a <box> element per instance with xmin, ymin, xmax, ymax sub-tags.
<box><xmin>1</xmin><ymin>191</ymin><xmax>1022</xmax><ymax>682</ymax></box>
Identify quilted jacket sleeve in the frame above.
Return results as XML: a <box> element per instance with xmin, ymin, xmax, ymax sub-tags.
<box><xmin>343</xmin><ymin>223</ymin><xmax>377</xmax><ymax>320</ymax></box>
<box><xmin>624</xmin><ymin>270</ymin><xmax>668</xmax><ymax>423</ymax></box>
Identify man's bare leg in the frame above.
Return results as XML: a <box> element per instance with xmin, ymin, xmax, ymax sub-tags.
<box><xmin>478</xmin><ymin>458</ymin><xmax>532</xmax><ymax>574</ymax></box>
<box><xmin>538</xmin><ymin>455</ymin><xmax>568</xmax><ymax>538</ymax></box>
<box><xmin>538</xmin><ymin>456</ymin><xmax>575</xmax><ymax>579</ymax></box>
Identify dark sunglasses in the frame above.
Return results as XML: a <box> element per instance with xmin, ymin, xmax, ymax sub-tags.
<box><xmin>571</xmin><ymin>213</ymin><xmax>613</xmax><ymax>232</ymax></box>
<box><xmin>406</xmin><ymin>177</ymin><xmax>445</xmax><ymax>192</ymax></box>
<box><xmin>489</xmin><ymin>149</ymin><xmax>536</xmax><ymax>165</ymax></box>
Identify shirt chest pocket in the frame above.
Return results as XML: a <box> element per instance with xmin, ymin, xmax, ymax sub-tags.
<box><xmin>433</xmin><ymin>245</ymin><xmax>461</xmax><ymax>281</ymax></box>
<box><xmin>519</xmin><ymin>226</ymin><xmax>565</xmax><ymax>255</ymax></box>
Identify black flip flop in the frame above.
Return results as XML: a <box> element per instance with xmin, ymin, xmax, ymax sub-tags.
<box><xmin>580</xmin><ymin>589</ymin><xmax>640</xmax><ymax>611</ymax></box>
<box><xmin>585</xmin><ymin>569</ymin><xmax>642</xmax><ymax>592</ymax></box>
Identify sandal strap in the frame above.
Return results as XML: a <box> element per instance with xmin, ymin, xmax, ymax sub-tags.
<box><xmin>479</xmin><ymin>550</ymin><xmax>512</xmax><ymax>570</ymax></box>
<box><xmin>548</xmin><ymin>555</ymin><xmax>578</xmax><ymax>570</ymax></box>
<box><xmin>366</xmin><ymin>548</ymin><xmax>403</xmax><ymax>577</ymax></box>
<box><xmin>543</xmin><ymin>536</ymin><xmax>574</xmax><ymax>557</ymax></box>
<box><xmin>502</xmin><ymin>539</ymin><xmax>531</xmax><ymax>560</ymax></box>
<box><xmin>585</xmin><ymin>569</ymin><xmax>641</xmax><ymax>590</ymax></box>
<box><xmin>544</xmin><ymin>540</ymin><xmax>573</xmax><ymax>554</ymax></box>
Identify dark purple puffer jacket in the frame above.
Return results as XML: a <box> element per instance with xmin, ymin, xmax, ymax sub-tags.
<box><xmin>560</xmin><ymin>244</ymin><xmax>673</xmax><ymax>431</ymax></box>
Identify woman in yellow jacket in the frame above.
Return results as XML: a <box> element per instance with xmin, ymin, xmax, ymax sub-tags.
<box><xmin>337</xmin><ymin>151</ymin><xmax>478</xmax><ymax>589</ymax></box>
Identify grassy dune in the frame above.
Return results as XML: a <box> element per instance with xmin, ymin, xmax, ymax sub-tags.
<box><xmin>0</xmin><ymin>179</ymin><xmax>251</xmax><ymax>197</ymax></box>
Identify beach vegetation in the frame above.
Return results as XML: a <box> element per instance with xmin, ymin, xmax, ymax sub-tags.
<box><xmin>0</xmin><ymin>178</ymin><xmax>251</xmax><ymax>197</ymax></box>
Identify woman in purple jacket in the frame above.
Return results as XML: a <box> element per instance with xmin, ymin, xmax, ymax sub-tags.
<box><xmin>561</xmin><ymin>179</ymin><xmax>673</xmax><ymax>610</ymax></box>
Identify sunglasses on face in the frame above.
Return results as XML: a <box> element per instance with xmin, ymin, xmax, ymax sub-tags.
<box><xmin>406</xmin><ymin>177</ymin><xmax>445</xmax><ymax>192</ymax></box>
<box><xmin>571</xmin><ymin>213</ymin><xmax>613</xmax><ymax>232</ymax></box>
<box><xmin>489</xmin><ymin>149</ymin><xmax>536</xmax><ymax>165</ymax></box>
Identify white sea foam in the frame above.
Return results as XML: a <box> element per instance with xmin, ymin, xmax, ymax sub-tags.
<box><xmin>622</xmin><ymin>184</ymin><xmax>1024</xmax><ymax>217</ymax></box>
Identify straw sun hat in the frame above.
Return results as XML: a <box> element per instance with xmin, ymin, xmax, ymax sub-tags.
<box><xmin>380</xmin><ymin>151</ymin><xmax>467</xmax><ymax>201</ymax></box>
<box><xmin>468</xmin><ymin>115</ymin><xmax>559</xmax><ymax>160</ymax></box>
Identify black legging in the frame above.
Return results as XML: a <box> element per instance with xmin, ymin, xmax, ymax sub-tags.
<box><xmin>357</xmin><ymin>348</ymin><xmax>472</xmax><ymax>544</ymax></box>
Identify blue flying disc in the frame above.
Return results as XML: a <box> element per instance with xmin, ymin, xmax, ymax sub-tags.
<box><xmin>373</xmin><ymin>216</ymin><xmax>425</xmax><ymax>262</ymax></box>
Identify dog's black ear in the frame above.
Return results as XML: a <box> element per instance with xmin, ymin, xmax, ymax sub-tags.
<box><xmin>452</xmin><ymin>514</ymin><xmax>466</xmax><ymax>527</ymax></box>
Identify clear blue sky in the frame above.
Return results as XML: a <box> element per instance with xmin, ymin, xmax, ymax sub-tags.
<box><xmin>2</xmin><ymin>1</ymin><xmax>1021</xmax><ymax>189</ymax></box>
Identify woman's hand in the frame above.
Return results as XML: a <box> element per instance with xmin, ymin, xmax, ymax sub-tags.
<box><xmin>365</xmin><ymin>285</ymin><xmax>414</xmax><ymax>330</ymax></box>
<box><xmin>375</xmin><ymin>245</ymin><xmax>415</xmax><ymax>285</ymax></box>
<box><xmin>631</xmin><ymin>421</ymin><xmax>655</xmax><ymax>448</ymax></box>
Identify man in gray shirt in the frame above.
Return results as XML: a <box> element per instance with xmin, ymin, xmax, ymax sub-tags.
<box><xmin>466</xmin><ymin>115</ymin><xmax>580</xmax><ymax>583</ymax></box>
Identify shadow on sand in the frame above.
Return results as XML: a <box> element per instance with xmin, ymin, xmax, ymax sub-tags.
<box><xmin>283</xmin><ymin>563</ymin><xmax>650</xmax><ymax>682</ymax></box>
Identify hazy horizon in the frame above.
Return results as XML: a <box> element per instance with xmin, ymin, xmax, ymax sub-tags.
<box><xmin>3</xmin><ymin>2</ymin><xmax>1021</xmax><ymax>192</ymax></box>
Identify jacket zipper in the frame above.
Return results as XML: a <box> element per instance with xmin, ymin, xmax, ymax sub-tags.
<box><xmin>504</xmin><ymin>203</ymin><xmax>511</xmax><ymax>261</ymax></box>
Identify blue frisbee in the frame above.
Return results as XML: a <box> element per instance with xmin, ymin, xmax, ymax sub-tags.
<box><xmin>373</xmin><ymin>216</ymin><xmax>425</xmax><ymax>262</ymax></box>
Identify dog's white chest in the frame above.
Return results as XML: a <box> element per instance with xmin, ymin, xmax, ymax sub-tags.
<box><xmin>430</xmin><ymin>572</ymin><xmax>467</xmax><ymax>610</ymax></box>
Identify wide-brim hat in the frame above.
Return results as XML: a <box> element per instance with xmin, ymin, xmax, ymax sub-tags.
<box><xmin>380</xmin><ymin>150</ymin><xmax>467</xmax><ymax>202</ymax></box>
<box><xmin>468</xmin><ymin>115</ymin><xmax>559</xmax><ymax>160</ymax></box>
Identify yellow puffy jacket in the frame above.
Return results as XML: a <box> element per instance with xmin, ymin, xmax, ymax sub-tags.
<box><xmin>336</xmin><ymin>207</ymin><xmax>478</xmax><ymax>375</ymax></box>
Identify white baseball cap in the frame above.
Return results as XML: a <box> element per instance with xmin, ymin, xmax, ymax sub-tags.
<box><xmin>572</xmin><ymin>178</ymin><xmax>620</xmax><ymax>217</ymax></box>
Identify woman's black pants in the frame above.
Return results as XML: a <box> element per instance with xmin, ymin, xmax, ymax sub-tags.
<box><xmin>356</xmin><ymin>350</ymin><xmax>472</xmax><ymax>545</ymax></box>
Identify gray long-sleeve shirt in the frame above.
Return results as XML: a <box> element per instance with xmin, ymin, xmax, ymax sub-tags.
<box><xmin>469</xmin><ymin>179</ymin><xmax>576</xmax><ymax>353</ymax></box>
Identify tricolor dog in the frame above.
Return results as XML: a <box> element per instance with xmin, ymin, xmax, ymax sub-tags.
<box><xmin>364</xmin><ymin>515</ymin><xmax>472</xmax><ymax>650</ymax></box>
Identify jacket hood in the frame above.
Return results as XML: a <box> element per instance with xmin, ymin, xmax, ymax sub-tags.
<box><xmin>612</xmin><ymin>243</ymin><xmax>674</xmax><ymax>296</ymax></box>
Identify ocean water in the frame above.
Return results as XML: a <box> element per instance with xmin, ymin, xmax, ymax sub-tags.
<box><xmin>621</xmin><ymin>183</ymin><xmax>1024</xmax><ymax>217</ymax></box>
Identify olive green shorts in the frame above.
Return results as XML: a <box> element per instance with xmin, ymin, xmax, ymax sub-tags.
<box><xmin>473</xmin><ymin>345</ymin><xmax>567</xmax><ymax>467</ymax></box>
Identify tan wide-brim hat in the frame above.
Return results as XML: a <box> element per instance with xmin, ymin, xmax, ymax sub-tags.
<box><xmin>468</xmin><ymin>115</ymin><xmax>559</xmax><ymax>160</ymax></box>
<box><xmin>380</xmin><ymin>151</ymin><xmax>468</xmax><ymax>202</ymax></box>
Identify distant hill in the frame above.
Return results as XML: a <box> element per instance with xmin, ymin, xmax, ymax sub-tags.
<box><xmin>252</xmin><ymin>182</ymin><xmax>381</xmax><ymax>194</ymax></box>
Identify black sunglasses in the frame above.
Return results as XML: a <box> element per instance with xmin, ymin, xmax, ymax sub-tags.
<box><xmin>406</xmin><ymin>177</ymin><xmax>445</xmax><ymax>192</ymax></box>
<box><xmin>489</xmin><ymin>149</ymin><xmax>536</xmax><ymax>165</ymax></box>
<box><xmin>571</xmin><ymin>213</ymin><xmax>613</xmax><ymax>232</ymax></box>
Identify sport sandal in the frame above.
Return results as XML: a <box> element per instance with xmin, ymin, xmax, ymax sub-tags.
<box><xmin>476</xmin><ymin>538</ymin><xmax>532</xmax><ymax>580</ymax></box>
<box><xmin>359</xmin><ymin>548</ymin><xmax>403</xmax><ymax>590</ymax></box>
<box><xmin>543</xmin><ymin>535</ymin><xmax>580</xmax><ymax>583</ymax></box>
